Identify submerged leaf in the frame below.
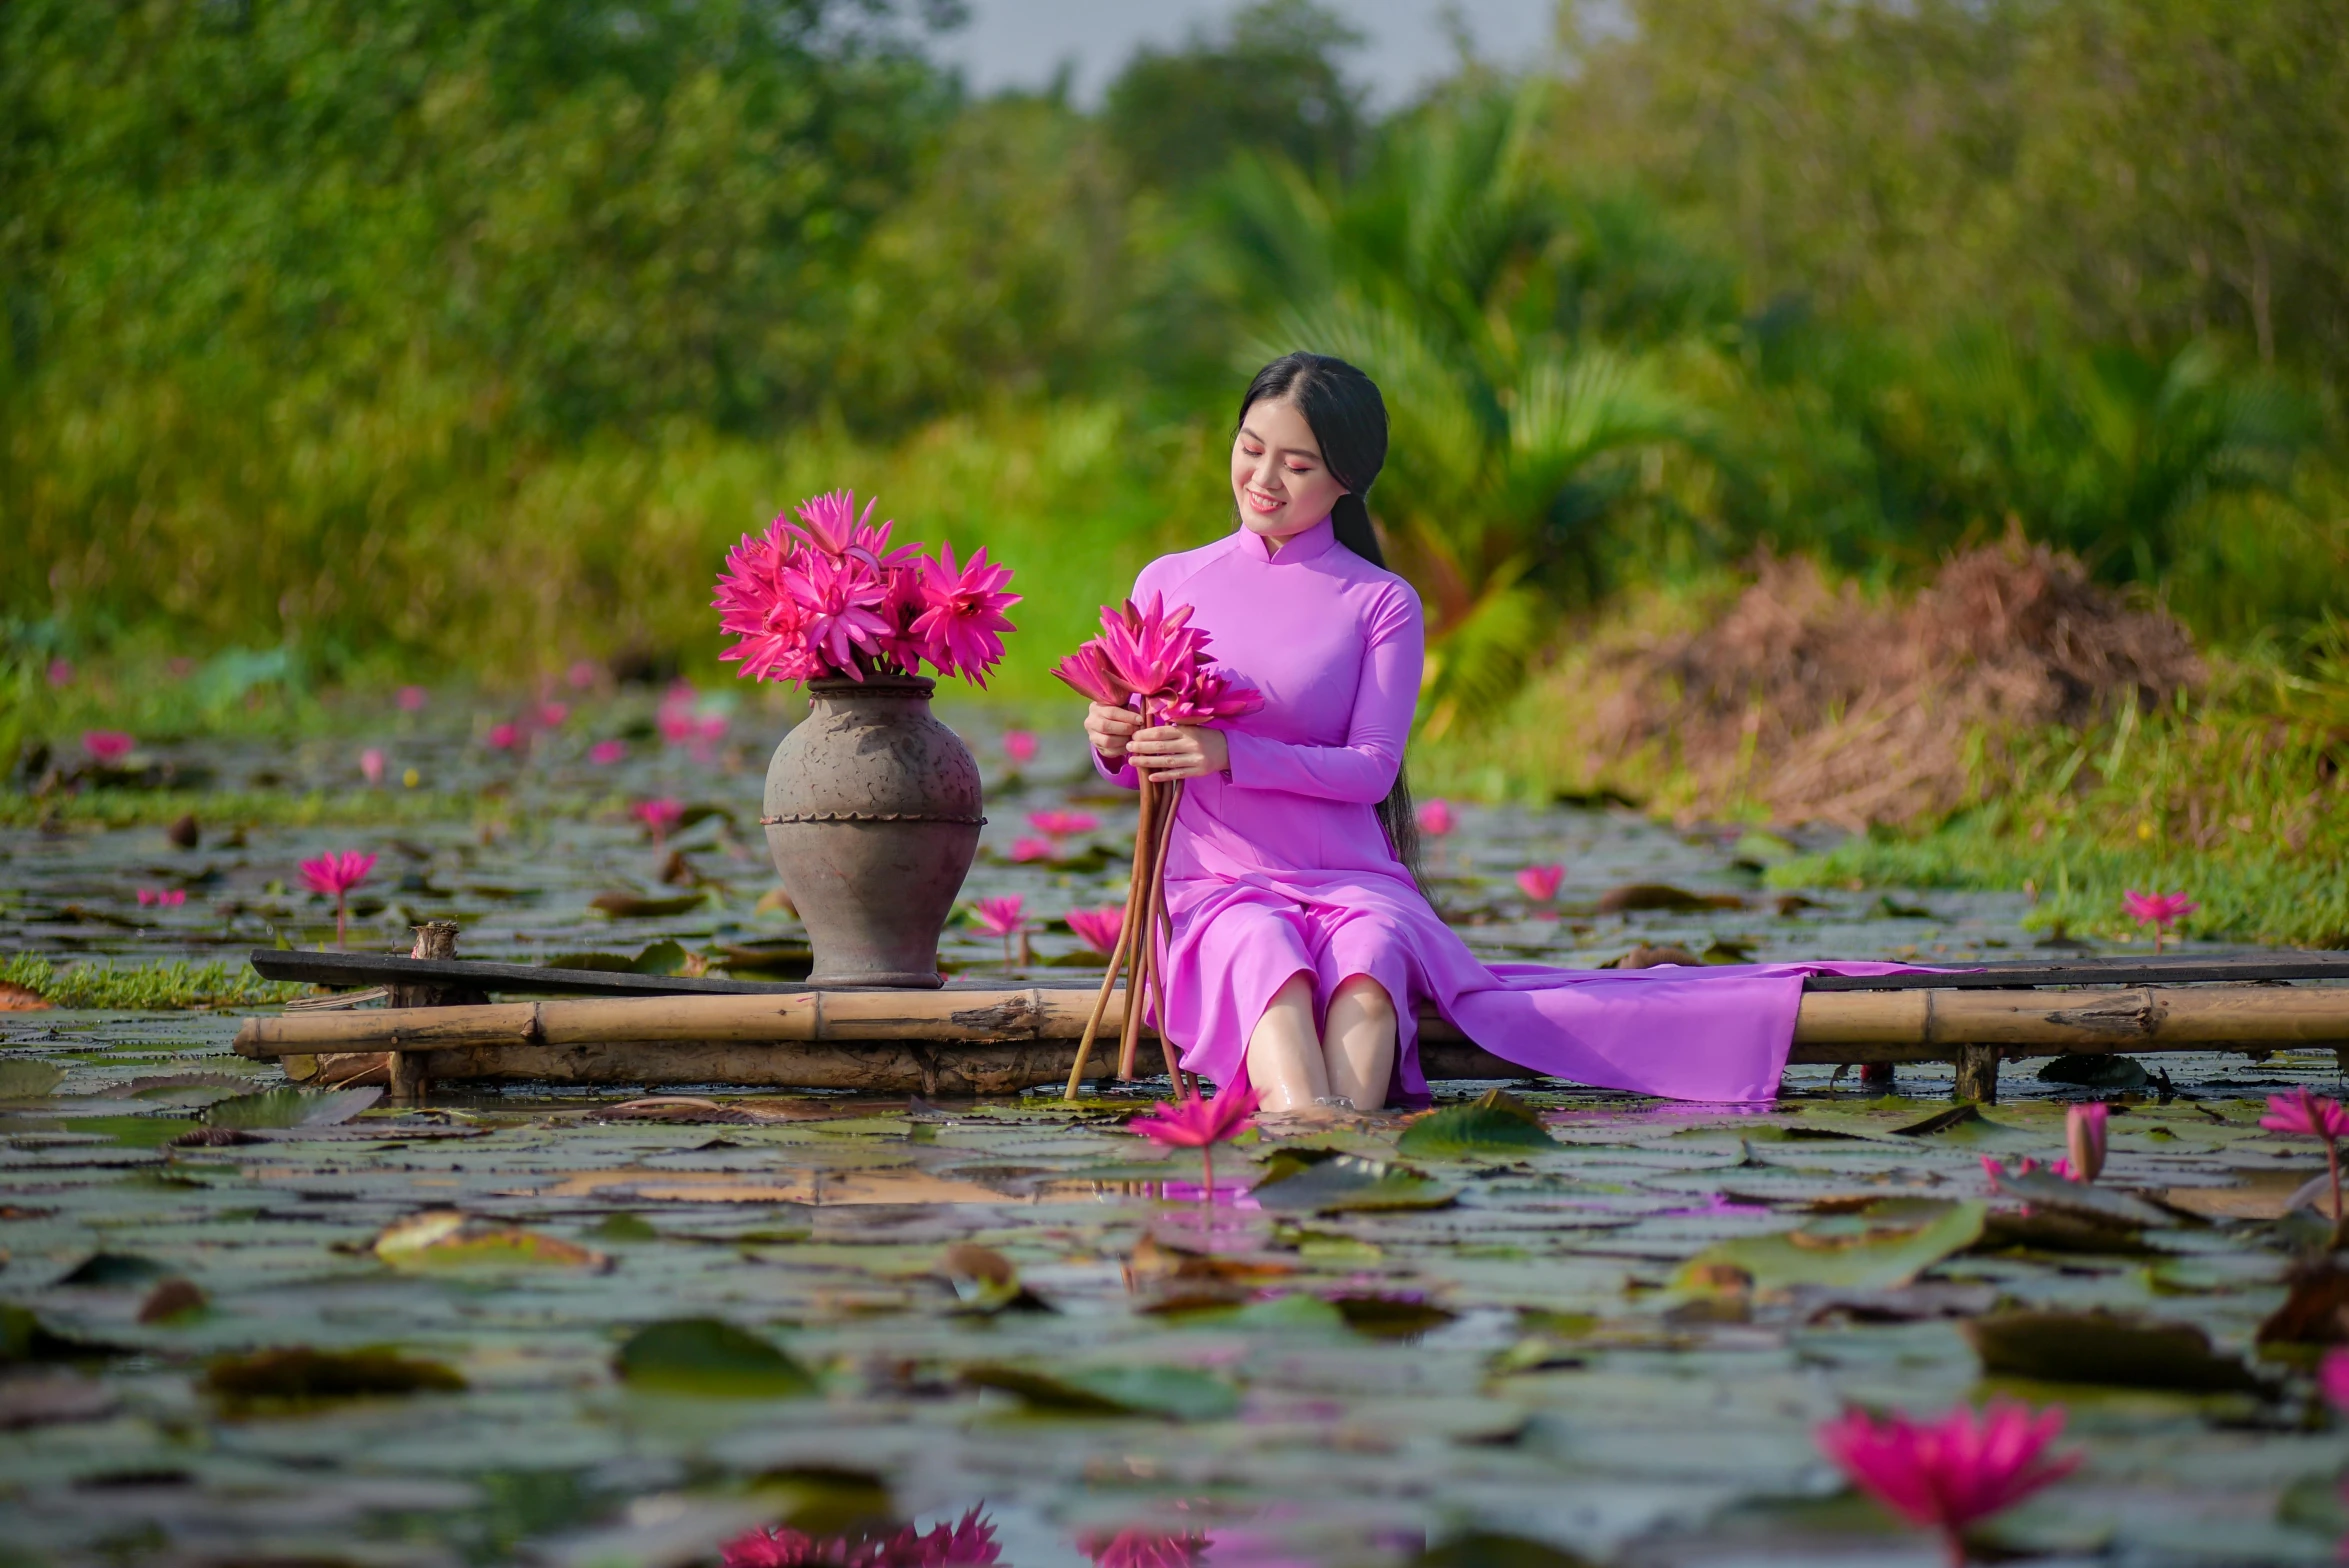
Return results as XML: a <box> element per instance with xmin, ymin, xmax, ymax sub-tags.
<box><xmin>205</xmin><ymin>1086</ymin><xmax>381</xmax><ymax>1129</ymax></box>
<box><xmin>1966</xmin><ymin>1309</ymin><xmax>2269</xmax><ymax>1393</ymax></box>
<box><xmin>203</xmin><ymin>1346</ymin><xmax>465</xmax><ymax>1404</ymax></box>
<box><xmin>1397</xmin><ymin>1089</ymin><xmax>1558</xmax><ymax>1160</ymax></box>
<box><xmin>1674</xmin><ymin>1198</ymin><xmax>1987</xmax><ymax>1292</ymax></box>
<box><xmin>613</xmin><ymin>1318</ymin><xmax>814</xmax><ymax>1398</ymax></box>
<box><xmin>960</xmin><ymin>1362</ymin><xmax>1239</xmax><ymax>1421</ymax></box>
<box><xmin>1252</xmin><ymin>1150</ymin><xmax>1458</xmax><ymax>1214</ymax></box>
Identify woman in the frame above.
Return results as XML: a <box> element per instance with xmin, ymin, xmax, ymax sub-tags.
<box><xmin>1086</xmin><ymin>352</ymin><xmax>1899</xmax><ymax>1112</ymax></box>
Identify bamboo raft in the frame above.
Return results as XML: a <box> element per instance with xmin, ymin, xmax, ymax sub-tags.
<box><xmin>238</xmin><ymin>947</ymin><xmax>2349</xmax><ymax>1103</ymax></box>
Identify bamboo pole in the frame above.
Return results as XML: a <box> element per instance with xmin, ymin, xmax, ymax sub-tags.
<box><xmin>237</xmin><ymin>983</ymin><xmax>2349</xmax><ymax>1058</ymax></box>
<box><xmin>1063</xmin><ymin>778</ymin><xmax>1155</xmax><ymax>1098</ymax></box>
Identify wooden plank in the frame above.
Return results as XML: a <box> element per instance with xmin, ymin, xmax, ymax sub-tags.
<box><xmin>247</xmin><ymin>949</ymin><xmax>804</xmax><ymax>997</ymax></box>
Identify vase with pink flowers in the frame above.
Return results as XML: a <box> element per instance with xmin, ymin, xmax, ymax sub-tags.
<box><xmin>714</xmin><ymin>490</ymin><xmax>1020</xmax><ymax>987</ymax></box>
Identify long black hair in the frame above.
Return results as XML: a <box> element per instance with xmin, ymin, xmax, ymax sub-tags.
<box><xmin>1237</xmin><ymin>351</ymin><xmax>1425</xmax><ymax>889</ymax></box>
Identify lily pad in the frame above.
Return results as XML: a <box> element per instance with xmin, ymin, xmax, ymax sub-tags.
<box><xmin>0</xmin><ymin>1061</ymin><xmax>64</xmax><ymax>1098</ymax></box>
<box><xmin>203</xmin><ymin>1346</ymin><xmax>466</xmax><ymax>1404</ymax></box>
<box><xmin>1329</xmin><ymin>1292</ymin><xmax>1459</xmax><ymax>1339</ymax></box>
<box><xmin>1251</xmin><ymin>1150</ymin><xmax>1459</xmax><ymax>1214</ymax></box>
<box><xmin>960</xmin><ymin>1362</ymin><xmax>1239</xmax><ymax>1421</ymax></box>
<box><xmin>371</xmin><ymin>1209</ymin><xmax>612</xmax><ymax>1272</ymax></box>
<box><xmin>590</xmin><ymin>891</ymin><xmax>707</xmax><ymax>919</ymax></box>
<box><xmin>55</xmin><ymin>1251</ymin><xmax>171</xmax><ymax>1287</ymax></box>
<box><xmin>2036</xmin><ymin>1054</ymin><xmax>2150</xmax><ymax>1090</ymax></box>
<box><xmin>205</xmin><ymin>1086</ymin><xmax>382</xmax><ymax>1129</ymax></box>
<box><xmin>1397</xmin><ymin>1089</ymin><xmax>1558</xmax><ymax>1160</ymax></box>
<box><xmin>613</xmin><ymin>1318</ymin><xmax>815</xmax><ymax>1398</ymax></box>
<box><xmin>1596</xmin><ymin>883</ymin><xmax>1743</xmax><ymax>913</ymax></box>
<box><xmin>630</xmin><ymin>938</ymin><xmax>689</xmax><ymax>975</ymax></box>
<box><xmin>1992</xmin><ymin>1166</ymin><xmax>2178</xmax><ymax>1229</ymax></box>
<box><xmin>1965</xmin><ymin>1309</ymin><xmax>2269</xmax><ymax>1394</ymax></box>
<box><xmin>1674</xmin><ymin>1198</ymin><xmax>1987</xmax><ymax>1292</ymax></box>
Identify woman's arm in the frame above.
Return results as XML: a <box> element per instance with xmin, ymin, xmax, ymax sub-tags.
<box><xmin>1220</xmin><ymin>585</ymin><xmax>1422</xmax><ymax>804</ymax></box>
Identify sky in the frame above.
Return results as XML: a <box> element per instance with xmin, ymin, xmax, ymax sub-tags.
<box><xmin>931</xmin><ymin>0</ymin><xmax>1564</xmax><ymax>109</ymax></box>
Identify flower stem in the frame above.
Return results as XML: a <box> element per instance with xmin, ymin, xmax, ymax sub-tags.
<box><xmin>335</xmin><ymin>893</ymin><xmax>348</xmax><ymax>950</ymax></box>
<box><xmin>1943</xmin><ymin>1529</ymin><xmax>1968</xmax><ymax>1568</ymax></box>
<box><xmin>2328</xmin><ymin>1138</ymin><xmax>2342</xmax><ymax>1249</ymax></box>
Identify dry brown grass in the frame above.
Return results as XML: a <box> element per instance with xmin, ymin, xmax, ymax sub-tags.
<box><xmin>1563</xmin><ymin>532</ymin><xmax>2206</xmax><ymax>829</ymax></box>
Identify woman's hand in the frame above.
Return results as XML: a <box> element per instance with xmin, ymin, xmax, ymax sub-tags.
<box><xmin>1127</xmin><ymin>724</ymin><xmax>1229</xmax><ymax>783</ymax></box>
<box><xmin>1084</xmin><ymin>702</ymin><xmax>1142</xmax><ymax>763</ymax></box>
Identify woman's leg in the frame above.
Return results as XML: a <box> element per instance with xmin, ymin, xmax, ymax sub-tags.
<box><xmin>1244</xmin><ymin>973</ymin><xmax>1328</xmax><ymax>1112</ymax></box>
<box><xmin>1322</xmin><ymin>974</ymin><xmax>1397</xmax><ymax>1110</ymax></box>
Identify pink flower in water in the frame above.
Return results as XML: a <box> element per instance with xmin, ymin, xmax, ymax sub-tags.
<box><xmin>657</xmin><ymin>704</ymin><xmax>699</xmax><ymax>745</ymax></box>
<box><xmin>1516</xmin><ymin>864</ymin><xmax>1565</xmax><ymax>902</ymax></box>
<box><xmin>589</xmin><ymin>739</ymin><xmax>628</xmax><ymax>765</ymax></box>
<box><xmin>1077</xmin><ymin>1527</ymin><xmax>1211</xmax><ymax>1568</ymax></box>
<box><xmin>2065</xmin><ymin>1102</ymin><xmax>2108</xmax><ymax>1184</ymax></box>
<box><xmin>1009</xmin><ymin>836</ymin><xmax>1056</xmax><ymax>863</ymax></box>
<box><xmin>396</xmin><ymin>685</ymin><xmax>427</xmax><ymax>711</ymax></box>
<box><xmin>1128</xmin><ymin>1081</ymin><xmax>1262</xmax><ymax>1196</ymax></box>
<box><xmin>1002</xmin><ymin>730</ymin><xmax>1039</xmax><ymax>766</ymax></box>
<box><xmin>360</xmin><ymin>748</ymin><xmax>386</xmax><ymax>786</ymax></box>
<box><xmin>696</xmin><ymin>713</ymin><xmax>728</xmax><ymax>743</ymax></box>
<box><xmin>485</xmin><ymin>721</ymin><xmax>523</xmax><ymax>751</ymax></box>
<box><xmin>1028</xmin><ymin>809</ymin><xmax>1099</xmax><ymax>839</ymax></box>
<box><xmin>2321</xmin><ymin>1347</ymin><xmax>2349</xmax><ymax>1412</ymax></box>
<box><xmin>83</xmin><ymin>730</ymin><xmax>135</xmax><ymax>763</ymax></box>
<box><xmin>724</xmin><ymin>1505</ymin><xmax>1000</xmax><ymax>1568</ymax></box>
<box><xmin>633</xmin><ymin>797</ymin><xmax>685</xmax><ymax>845</ymax></box>
<box><xmin>2264</xmin><ymin>1087</ymin><xmax>2349</xmax><ymax>1235</ymax></box>
<box><xmin>537</xmin><ymin>701</ymin><xmax>569</xmax><ymax>729</ymax></box>
<box><xmin>971</xmin><ymin>894</ymin><xmax>1025</xmax><ymax>967</ymax></box>
<box><xmin>47</xmin><ymin>658</ymin><xmax>75</xmax><ymax>688</ymax></box>
<box><xmin>1416</xmin><ymin>798</ymin><xmax>1455</xmax><ymax>836</ymax></box>
<box><xmin>567</xmin><ymin>660</ymin><xmax>600</xmax><ymax>690</ymax></box>
<box><xmin>2122</xmin><ymin>889</ymin><xmax>2197</xmax><ymax>953</ymax></box>
<box><xmin>136</xmin><ymin>888</ymin><xmax>187</xmax><ymax>908</ymax></box>
<box><xmin>299</xmin><ymin>851</ymin><xmax>377</xmax><ymax>949</ymax></box>
<box><xmin>1066</xmin><ymin>906</ymin><xmax>1125</xmax><ymax>956</ymax></box>
<box><xmin>1816</xmin><ymin>1400</ymin><xmax>2081</xmax><ymax>1565</ymax></box>
<box><xmin>910</xmin><ymin>541</ymin><xmax>1020</xmax><ymax>685</ymax></box>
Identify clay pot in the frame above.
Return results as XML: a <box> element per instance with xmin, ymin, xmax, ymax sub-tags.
<box><xmin>762</xmin><ymin>676</ymin><xmax>982</xmax><ymax>988</ymax></box>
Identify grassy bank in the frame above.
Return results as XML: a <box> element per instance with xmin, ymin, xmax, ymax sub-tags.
<box><xmin>0</xmin><ymin>955</ymin><xmax>306</xmax><ymax>1010</ymax></box>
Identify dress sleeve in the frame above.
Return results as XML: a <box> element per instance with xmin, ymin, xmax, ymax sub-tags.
<box><xmin>1223</xmin><ymin>583</ymin><xmax>1421</xmax><ymax>804</ymax></box>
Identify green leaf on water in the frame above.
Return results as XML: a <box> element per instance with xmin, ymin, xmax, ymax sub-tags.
<box><xmin>372</xmin><ymin>1209</ymin><xmax>612</xmax><ymax>1272</ymax></box>
<box><xmin>203</xmin><ymin>1346</ymin><xmax>466</xmax><ymax>1404</ymax></box>
<box><xmin>0</xmin><ymin>1061</ymin><xmax>63</xmax><ymax>1098</ymax></box>
<box><xmin>1397</xmin><ymin>1089</ymin><xmax>1557</xmax><ymax>1160</ymax></box>
<box><xmin>1991</xmin><ymin>1166</ymin><xmax>2178</xmax><ymax>1229</ymax></box>
<box><xmin>1674</xmin><ymin>1198</ymin><xmax>1987</xmax><ymax>1292</ymax></box>
<box><xmin>630</xmin><ymin>939</ymin><xmax>689</xmax><ymax>975</ymax></box>
<box><xmin>1252</xmin><ymin>1150</ymin><xmax>1459</xmax><ymax>1214</ymax></box>
<box><xmin>205</xmin><ymin>1086</ymin><xmax>381</xmax><ymax>1129</ymax></box>
<box><xmin>55</xmin><ymin>1251</ymin><xmax>170</xmax><ymax>1287</ymax></box>
<box><xmin>960</xmin><ymin>1362</ymin><xmax>1240</xmax><ymax>1421</ymax></box>
<box><xmin>590</xmin><ymin>891</ymin><xmax>707</xmax><ymax>919</ymax></box>
<box><xmin>613</xmin><ymin>1318</ymin><xmax>815</xmax><ymax>1398</ymax></box>
<box><xmin>1966</xmin><ymin>1308</ymin><xmax>2270</xmax><ymax>1394</ymax></box>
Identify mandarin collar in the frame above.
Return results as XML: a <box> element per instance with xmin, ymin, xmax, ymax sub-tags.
<box><xmin>1236</xmin><ymin>516</ymin><xmax>1337</xmax><ymax>565</ymax></box>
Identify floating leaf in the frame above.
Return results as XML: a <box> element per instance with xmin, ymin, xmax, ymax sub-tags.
<box><xmin>0</xmin><ymin>1304</ymin><xmax>120</xmax><ymax>1363</ymax></box>
<box><xmin>960</xmin><ymin>1362</ymin><xmax>1239</xmax><ymax>1421</ymax></box>
<box><xmin>372</xmin><ymin>1209</ymin><xmax>611</xmax><ymax>1272</ymax></box>
<box><xmin>138</xmin><ymin>1278</ymin><xmax>208</xmax><ymax>1323</ymax></box>
<box><xmin>2256</xmin><ymin>1264</ymin><xmax>2349</xmax><ymax>1346</ymax></box>
<box><xmin>1674</xmin><ymin>1199</ymin><xmax>1987</xmax><ymax>1293</ymax></box>
<box><xmin>1329</xmin><ymin>1293</ymin><xmax>1458</xmax><ymax>1339</ymax></box>
<box><xmin>1251</xmin><ymin>1150</ymin><xmax>1458</xmax><ymax>1214</ymax></box>
<box><xmin>590</xmin><ymin>890</ymin><xmax>707</xmax><ymax>919</ymax></box>
<box><xmin>1965</xmin><ymin>1309</ymin><xmax>2269</xmax><ymax>1394</ymax></box>
<box><xmin>203</xmin><ymin>1346</ymin><xmax>465</xmax><ymax>1404</ymax></box>
<box><xmin>1991</xmin><ymin>1166</ymin><xmax>2178</xmax><ymax>1229</ymax></box>
<box><xmin>205</xmin><ymin>1086</ymin><xmax>382</xmax><ymax>1129</ymax></box>
<box><xmin>613</xmin><ymin>1318</ymin><xmax>814</xmax><ymax>1398</ymax></box>
<box><xmin>1397</xmin><ymin>1089</ymin><xmax>1558</xmax><ymax>1160</ymax></box>
<box><xmin>2036</xmin><ymin>1054</ymin><xmax>2150</xmax><ymax>1090</ymax></box>
<box><xmin>939</xmin><ymin>1243</ymin><xmax>1053</xmax><ymax>1315</ymax></box>
<box><xmin>630</xmin><ymin>939</ymin><xmax>689</xmax><ymax>975</ymax></box>
<box><xmin>1595</xmin><ymin>883</ymin><xmax>1742</xmax><ymax>913</ymax></box>
<box><xmin>0</xmin><ymin>1372</ymin><xmax>117</xmax><ymax>1430</ymax></box>
<box><xmin>0</xmin><ymin>1061</ymin><xmax>64</xmax><ymax>1098</ymax></box>
<box><xmin>1414</xmin><ymin>1532</ymin><xmax>1598</xmax><ymax>1568</ymax></box>
<box><xmin>56</xmin><ymin>1252</ymin><xmax>170</xmax><ymax>1287</ymax></box>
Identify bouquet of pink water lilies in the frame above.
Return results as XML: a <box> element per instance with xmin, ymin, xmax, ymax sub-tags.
<box><xmin>1050</xmin><ymin>595</ymin><xmax>1264</xmax><ymax>1096</ymax></box>
<box><xmin>713</xmin><ymin>490</ymin><xmax>1019</xmax><ymax>687</ymax></box>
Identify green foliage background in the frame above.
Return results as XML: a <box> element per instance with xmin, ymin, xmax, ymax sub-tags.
<box><xmin>5</xmin><ymin>0</ymin><xmax>2346</xmax><ymax>706</ymax></box>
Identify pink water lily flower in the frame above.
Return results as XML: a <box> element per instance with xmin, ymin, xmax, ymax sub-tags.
<box><xmin>485</xmin><ymin>721</ymin><xmax>523</xmax><ymax>751</ymax></box>
<box><xmin>136</xmin><ymin>888</ymin><xmax>187</xmax><ymax>908</ymax></box>
<box><xmin>589</xmin><ymin>739</ymin><xmax>628</xmax><ymax>765</ymax></box>
<box><xmin>2122</xmin><ymin>889</ymin><xmax>2197</xmax><ymax>953</ymax></box>
<box><xmin>47</xmin><ymin>658</ymin><xmax>75</xmax><ymax>688</ymax></box>
<box><xmin>567</xmin><ymin>660</ymin><xmax>601</xmax><ymax>690</ymax></box>
<box><xmin>657</xmin><ymin>704</ymin><xmax>700</xmax><ymax>745</ymax></box>
<box><xmin>1416</xmin><ymin>798</ymin><xmax>1455</xmax><ymax>836</ymax></box>
<box><xmin>2321</xmin><ymin>1347</ymin><xmax>2349</xmax><ymax>1412</ymax></box>
<box><xmin>1098</xmin><ymin>595</ymin><xmax>1210</xmax><ymax>714</ymax></box>
<box><xmin>2263</xmin><ymin>1088</ymin><xmax>2349</xmax><ymax>1236</ymax></box>
<box><xmin>1155</xmin><ymin>667</ymin><xmax>1265</xmax><ymax>727</ymax></box>
<box><xmin>1516</xmin><ymin>864</ymin><xmax>1565</xmax><ymax>902</ymax></box>
<box><xmin>396</xmin><ymin>685</ymin><xmax>427</xmax><ymax>711</ymax></box>
<box><xmin>1050</xmin><ymin>642</ymin><xmax>1130</xmax><ymax>708</ymax></box>
<box><xmin>1028</xmin><ymin>809</ymin><xmax>1099</xmax><ymax>839</ymax></box>
<box><xmin>1002</xmin><ymin>730</ymin><xmax>1039</xmax><ymax>766</ymax></box>
<box><xmin>360</xmin><ymin>748</ymin><xmax>386</xmax><ymax>786</ymax></box>
<box><xmin>1816</xmin><ymin>1400</ymin><xmax>2081</xmax><ymax>1566</ymax></box>
<box><xmin>724</xmin><ymin>1504</ymin><xmax>1000</xmax><ymax>1568</ymax></box>
<box><xmin>2066</xmin><ymin>1102</ymin><xmax>2108</xmax><ymax>1184</ymax></box>
<box><xmin>1066</xmin><ymin>907</ymin><xmax>1125</xmax><ymax>956</ymax></box>
<box><xmin>971</xmin><ymin>894</ymin><xmax>1026</xmax><ymax>967</ymax></box>
<box><xmin>537</xmin><ymin>701</ymin><xmax>569</xmax><ymax>729</ymax></box>
<box><xmin>1128</xmin><ymin>1081</ymin><xmax>1262</xmax><ymax>1196</ymax></box>
<box><xmin>299</xmin><ymin>851</ymin><xmax>378</xmax><ymax>949</ymax></box>
<box><xmin>786</xmin><ymin>547</ymin><xmax>893</xmax><ymax>677</ymax></box>
<box><xmin>1009</xmin><ymin>836</ymin><xmax>1056</xmax><ymax>863</ymax></box>
<box><xmin>910</xmin><ymin>541</ymin><xmax>1021</xmax><ymax>685</ymax></box>
<box><xmin>633</xmin><ymin>798</ymin><xmax>685</xmax><ymax>846</ymax></box>
<box><xmin>83</xmin><ymin>730</ymin><xmax>135</xmax><ymax>763</ymax></box>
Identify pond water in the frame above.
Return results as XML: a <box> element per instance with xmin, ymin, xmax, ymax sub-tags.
<box><xmin>3</xmin><ymin>701</ymin><xmax>2343</xmax><ymax>1565</ymax></box>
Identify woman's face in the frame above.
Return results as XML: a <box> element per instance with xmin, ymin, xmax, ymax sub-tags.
<box><xmin>1231</xmin><ymin>396</ymin><xmax>1348</xmax><ymax>546</ymax></box>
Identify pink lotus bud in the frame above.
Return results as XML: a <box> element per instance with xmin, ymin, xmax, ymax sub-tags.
<box><xmin>589</xmin><ymin>740</ymin><xmax>628</xmax><ymax>765</ymax></box>
<box><xmin>1416</xmin><ymin>799</ymin><xmax>1455</xmax><ymax>836</ymax></box>
<box><xmin>360</xmin><ymin>748</ymin><xmax>386</xmax><ymax>785</ymax></box>
<box><xmin>396</xmin><ymin>685</ymin><xmax>427</xmax><ymax>711</ymax></box>
<box><xmin>1516</xmin><ymin>864</ymin><xmax>1565</xmax><ymax>901</ymax></box>
<box><xmin>2065</xmin><ymin>1102</ymin><xmax>2108</xmax><ymax>1184</ymax></box>
<box><xmin>566</xmin><ymin>660</ymin><xmax>600</xmax><ymax>690</ymax></box>
<box><xmin>83</xmin><ymin>731</ymin><xmax>135</xmax><ymax>763</ymax></box>
<box><xmin>1002</xmin><ymin>730</ymin><xmax>1039</xmax><ymax>765</ymax></box>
